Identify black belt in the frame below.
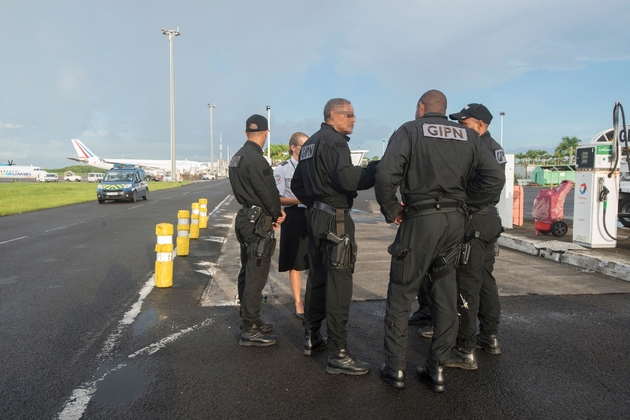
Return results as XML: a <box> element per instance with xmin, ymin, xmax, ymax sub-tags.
<box><xmin>403</xmin><ymin>199</ymin><xmax>460</xmax><ymax>220</ymax></box>
<box><xmin>314</xmin><ymin>201</ymin><xmax>349</xmax><ymax>236</ymax></box>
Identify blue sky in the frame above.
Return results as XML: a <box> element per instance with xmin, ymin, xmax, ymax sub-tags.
<box><xmin>1</xmin><ymin>0</ymin><xmax>630</xmax><ymax>168</ymax></box>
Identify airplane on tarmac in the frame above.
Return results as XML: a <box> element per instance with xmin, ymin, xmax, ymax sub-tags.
<box><xmin>0</xmin><ymin>162</ymin><xmax>47</xmax><ymax>181</ymax></box>
<box><xmin>67</xmin><ymin>139</ymin><xmax>208</xmax><ymax>176</ymax></box>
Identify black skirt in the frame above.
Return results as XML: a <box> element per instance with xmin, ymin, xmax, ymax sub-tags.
<box><xmin>278</xmin><ymin>206</ymin><xmax>310</xmax><ymax>272</ymax></box>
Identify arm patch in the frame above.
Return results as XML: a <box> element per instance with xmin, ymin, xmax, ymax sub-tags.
<box><xmin>229</xmin><ymin>155</ymin><xmax>242</xmax><ymax>167</ymax></box>
<box><xmin>300</xmin><ymin>144</ymin><xmax>314</xmax><ymax>160</ymax></box>
<box><xmin>495</xmin><ymin>148</ymin><xmax>507</xmax><ymax>164</ymax></box>
<box><xmin>263</xmin><ymin>168</ymin><xmax>271</xmax><ymax>176</ymax></box>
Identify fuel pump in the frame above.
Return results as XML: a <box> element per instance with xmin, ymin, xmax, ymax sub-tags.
<box><xmin>573</xmin><ymin>103</ymin><xmax>627</xmax><ymax>248</ymax></box>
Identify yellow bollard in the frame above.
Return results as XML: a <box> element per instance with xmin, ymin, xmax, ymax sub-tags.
<box><xmin>177</xmin><ymin>210</ymin><xmax>190</xmax><ymax>256</ymax></box>
<box><xmin>199</xmin><ymin>198</ymin><xmax>208</xmax><ymax>229</ymax></box>
<box><xmin>190</xmin><ymin>202</ymin><xmax>200</xmax><ymax>239</ymax></box>
<box><xmin>155</xmin><ymin>223</ymin><xmax>174</xmax><ymax>288</ymax></box>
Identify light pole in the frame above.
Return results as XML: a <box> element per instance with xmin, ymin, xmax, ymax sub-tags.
<box><xmin>162</xmin><ymin>27</ymin><xmax>180</xmax><ymax>181</ymax></box>
<box><xmin>266</xmin><ymin>106</ymin><xmax>271</xmax><ymax>162</ymax></box>
<box><xmin>499</xmin><ymin>110</ymin><xmax>505</xmax><ymax>147</ymax></box>
<box><xmin>207</xmin><ymin>104</ymin><xmax>215</xmax><ymax>174</ymax></box>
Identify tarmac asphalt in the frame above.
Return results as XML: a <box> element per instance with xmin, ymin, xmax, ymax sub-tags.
<box><xmin>188</xmin><ymin>191</ymin><xmax>630</xmax><ymax>419</ymax></box>
<box><xmin>70</xmin><ymin>187</ymin><xmax>630</xmax><ymax>419</ymax></box>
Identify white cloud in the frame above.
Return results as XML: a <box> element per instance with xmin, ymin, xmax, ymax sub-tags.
<box><xmin>0</xmin><ymin>122</ymin><xmax>22</xmax><ymax>129</ymax></box>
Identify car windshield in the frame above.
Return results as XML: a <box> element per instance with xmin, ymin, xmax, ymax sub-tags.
<box><xmin>104</xmin><ymin>171</ymin><xmax>132</xmax><ymax>182</ymax></box>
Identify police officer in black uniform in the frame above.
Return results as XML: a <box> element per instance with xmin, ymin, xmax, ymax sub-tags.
<box><xmin>229</xmin><ymin>114</ymin><xmax>286</xmax><ymax>347</ymax></box>
<box><xmin>291</xmin><ymin>98</ymin><xmax>378</xmax><ymax>375</ymax></box>
<box><xmin>375</xmin><ymin>90</ymin><xmax>505</xmax><ymax>391</ymax></box>
<box><xmin>443</xmin><ymin>104</ymin><xmax>507</xmax><ymax>370</ymax></box>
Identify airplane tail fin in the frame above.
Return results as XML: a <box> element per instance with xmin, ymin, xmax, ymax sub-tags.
<box><xmin>72</xmin><ymin>139</ymin><xmax>99</xmax><ymax>160</ymax></box>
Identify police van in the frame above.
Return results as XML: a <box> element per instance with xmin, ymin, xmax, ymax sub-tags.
<box><xmin>97</xmin><ymin>164</ymin><xmax>148</xmax><ymax>203</ymax></box>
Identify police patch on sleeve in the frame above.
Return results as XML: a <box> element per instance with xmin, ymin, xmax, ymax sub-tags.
<box><xmin>275</xmin><ymin>174</ymin><xmax>282</xmax><ymax>185</ymax></box>
<box><xmin>422</xmin><ymin>124</ymin><xmax>468</xmax><ymax>141</ymax></box>
<box><xmin>300</xmin><ymin>144</ymin><xmax>314</xmax><ymax>160</ymax></box>
<box><xmin>229</xmin><ymin>155</ymin><xmax>242</xmax><ymax>167</ymax></box>
<box><xmin>495</xmin><ymin>148</ymin><xmax>507</xmax><ymax>164</ymax></box>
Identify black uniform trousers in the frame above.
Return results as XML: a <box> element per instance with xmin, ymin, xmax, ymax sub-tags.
<box><xmin>384</xmin><ymin>211</ymin><xmax>465</xmax><ymax>370</ymax></box>
<box><xmin>303</xmin><ymin>207</ymin><xmax>355</xmax><ymax>353</ymax></box>
<box><xmin>234</xmin><ymin>210</ymin><xmax>273</xmax><ymax>329</ymax></box>
<box><xmin>456</xmin><ymin>211</ymin><xmax>503</xmax><ymax>349</ymax></box>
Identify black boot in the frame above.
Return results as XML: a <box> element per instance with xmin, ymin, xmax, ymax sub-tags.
<box><xmin>408</xmin><ymin>306</ymin><xmax>432</xmax><ymax>325</ymax></box>
<box><xmin>380</xmin><ymin>364</ymin><xmax>406</xmax><ymax>389</ymax></box>
<box><xmin>417</xmin><ymin>325</ymin><xmax>434</xmax><ymax>338</ymax></box>
<box><xmin>239</xmin><ymin>322</ymin><xmax>273</xmax><ymax>333</ymax></box>
<box><xmin>444</xmin><ymin>346</ymin><xmax>478</xmax><ymax>370</ymax></box>
<box><xmin>417</xmin><ymin>360</ymin><xmax>445</xmax><ymax>392</ymax></box>
<box><xmin>326</xmin><ymin>349</ymin><xmax>370</xmax><ymax>375</ymax></box>
<box><xmin>476</xmin><ymin>334</ymin><xmax>501</xmax><ymax>355</ymax></box>
<box><xmin>303</xmin><ymin>328</ymin><xmax>327</xmax><ymax>356</ymax></box>
<box><xmin>239</xmin><ymin>324</ymin><xmax>277</xmax><ymax>347</ymax></box>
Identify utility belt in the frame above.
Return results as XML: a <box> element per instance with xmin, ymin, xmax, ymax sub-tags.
<box><xmin>402</xmin><ymin>198</ymin><xmax>463</xmax><ymax>220</ymax></box>
<box><xmin>244</xmin><ymin>205</ymin><xmax>276</xmax><ymax>262</ymax></box>
<box><xmin>314</xmin><ymin>201</ymin><xmax>356</xmax><ymax>271</ymax></box>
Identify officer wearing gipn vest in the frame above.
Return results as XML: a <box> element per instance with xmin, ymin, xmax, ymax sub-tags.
<box><xmin>443</xmin><ymin>104</ymin><xmax>507</xmax><ymax>370</ymax></box>
<box><xmin>375</xmin><ymin>90</ymin><xmax>505</xmax><ymax>391</ymax></box>
<box><xmin>291</xmin><ymin>98</ymin><xmax>379</xmax><ymax>375</ymax></box>
<box><xmin>229</xmin><ymin>114</ymin><xmax>286</xmax><ymax>347</ymax></box>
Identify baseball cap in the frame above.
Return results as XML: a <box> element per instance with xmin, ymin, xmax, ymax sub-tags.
<box><xmin>449</xmin><ymin>103</ymin><xmax>493</xmax><ymax>125</ymax></box>
<box><xmin>245</xmin><ymin>114</ymin><xmax>269</xmax><ymax>132</ymax></box>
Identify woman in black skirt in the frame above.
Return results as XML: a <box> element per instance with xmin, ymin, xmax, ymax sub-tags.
<box><xmin>274</xmin><ymin>132</ymin><xmax>309</xmax><ymax>317</ymax></box>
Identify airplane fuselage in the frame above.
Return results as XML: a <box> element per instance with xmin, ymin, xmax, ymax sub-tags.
<box><xmin>0</xmin><ymin>165</ymin><xmax>47</xmax><ymax>181</ymax></box>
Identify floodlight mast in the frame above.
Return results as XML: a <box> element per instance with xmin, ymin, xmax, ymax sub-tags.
<box><xmin>162</xmin><ymin>27</ymin><xmax>180</xmax><ymax>181</ymax></box>
<box><xmin>499</xmin><ymin>110</ymin><xmax>505</xmax><ymax>147</ymax></box>
<box><xmin>266</xmin><ymin>106</ymin><xmax>271</xmax><ymax>161</ymax></box>
<box><xmin>208</xmin><ymin>104</ymin><xmax>215</xmax><ymax>175</ymax></box>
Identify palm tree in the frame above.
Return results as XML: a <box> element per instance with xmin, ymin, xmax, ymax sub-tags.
<box><xmin>554</xmin><ymin>136</ymin><xmax>581</xmax><ymax>164</ymax></box>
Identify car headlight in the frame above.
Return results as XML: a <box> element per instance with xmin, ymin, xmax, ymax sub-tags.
<box><xmin>97</xmin><ymin>184</ymin><xmax>102</xmax><ymax>191</ymax></box>
<box><xmin>123</xmin><ymin>184</ymin><xmax>132</xmax><ymax>188</ymax></box>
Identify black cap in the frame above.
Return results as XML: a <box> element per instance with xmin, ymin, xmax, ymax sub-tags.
<box><xmin>449</xmin><ymin>103</ymin><xmax>493</xmax><ymax>125</ymax></box>
<box><xmin>245</xmin><ymin>114</ymin><xmax>269</xmax><ymax>132</ymax></box>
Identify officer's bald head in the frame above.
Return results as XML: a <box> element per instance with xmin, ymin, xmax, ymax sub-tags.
<box><xmin>417</xmin><ymin>90</ymin><xmax>447</xmax><ymax>117</ymax></box>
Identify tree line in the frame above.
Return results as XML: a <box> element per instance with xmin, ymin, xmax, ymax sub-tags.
<box><xmin>515</xmin><ymin>136</ymin><xmax>581</xmax><ymax>166</ymax></box>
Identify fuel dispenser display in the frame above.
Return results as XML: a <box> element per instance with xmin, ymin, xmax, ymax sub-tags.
<box><xmin>573</xmin><ymin>102</ymin><xmax>629</xmax><ymax>248</ymax></box>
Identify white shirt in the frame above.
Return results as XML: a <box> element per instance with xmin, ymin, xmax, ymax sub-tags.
<box><xmin>274</xmin><ymin>156</ymin><xmax>305</xmax><ymax>208</ymax></box>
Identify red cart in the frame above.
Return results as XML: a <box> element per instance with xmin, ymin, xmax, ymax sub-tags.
<box><xmin>531</xmin><ymin>180</ymin><xmax>574</xmax><ymax>237</ymax></box>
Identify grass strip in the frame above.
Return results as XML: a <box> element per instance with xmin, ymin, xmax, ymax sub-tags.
<box><xmin>0</xmin><ymin>181</ymin><xmax>191</xmax><ymax>216</ymax></box>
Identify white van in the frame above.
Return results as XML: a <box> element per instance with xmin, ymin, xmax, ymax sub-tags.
<box><xmin>88</xmin><ymin>173</ymin><xmax>104</xmax><ymax>183</ymax></box>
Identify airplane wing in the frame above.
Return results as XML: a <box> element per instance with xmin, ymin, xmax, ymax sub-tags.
<box><xmin>67</xmin><ymin>157</ymin><xmax>89</xmax><ymax>163</ymax></box>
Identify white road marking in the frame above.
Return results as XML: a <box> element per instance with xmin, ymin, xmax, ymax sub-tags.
<box><xmin>195</xmin><ymin>261</ymin><xmax>217</xmax><ymax>267</ymax></box>
<box><xmin>0</xmin><ymin>236</ymin><xmax>28</xmax><ymax>245</ymax></box>
<box><xmin>97</xmin><ymin>276</ymin><xmax>155</xmax><ymax>360</ymax></box>
<box><xmin>195</xmin><ymin>268</ymin><xmax>217</xmax><ymax>276</ymax></box>
<box><xmin>46</xmin><ymin>223</ymin><xmax>80</xmax><ymax>232</ymax></box>
<box><xmin>129</xmin><ymin>318</ymin><xmax>214</xmax><ymax>358</ymax></box>
<box><xmin>57</xmin><ymin>363</ymin><xmax>126</xmax><ymax>420</ymax></box>
<box><xmin>204</xmin><ymin>237</ymin><xmax>227</xmax><ymax>243</ymax></box>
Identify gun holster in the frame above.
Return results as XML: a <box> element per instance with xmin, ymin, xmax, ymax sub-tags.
<box><xmin>247</xmin><ymin>206</ymin><xmax>273</xmax><ymax>238</ymax></box>
<box><xmin>325</xmin><ymin>233</ymin><xmax>357</xmax><ymax>270</ymax></box>
<box><xmin>254</xmin><ymin>231</ymin><xmax>276</xmax><ymax>260</ymax></box>
<box><xmin>428</xmin><ymin>244</ymin><xmax>462</xmax><ymax>281</ymax></box>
